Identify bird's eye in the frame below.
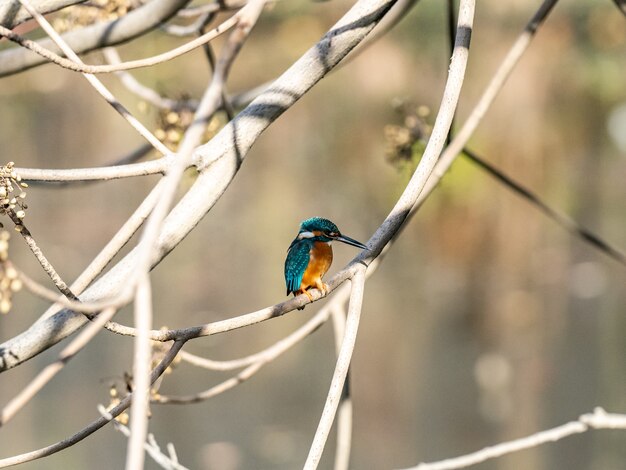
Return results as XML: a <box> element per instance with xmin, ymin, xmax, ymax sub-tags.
<box><xmin>328</xmin><ymin>232</ymin><xmax>338</xmax><ymax>237</ymax></box>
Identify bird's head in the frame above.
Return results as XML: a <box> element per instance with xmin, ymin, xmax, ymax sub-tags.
<box><xmin>296</xmin><ymin>217</ymin><xmax>368</xmax><ymax>249</ymax></box>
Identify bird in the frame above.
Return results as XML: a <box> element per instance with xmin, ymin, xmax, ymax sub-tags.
<box><xmin>285</xmin><ymin>217</ymin><xmax>367</xmax><ymax>305</ymax></box>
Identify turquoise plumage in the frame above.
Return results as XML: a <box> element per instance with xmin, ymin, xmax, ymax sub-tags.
<box><xmin>284</xmin><ymin>217</ymin><xmax>367</xmax><ymax>304</ymax></box>
<box><xmin>285</xmin><ymin>240</ymin><xmax>312</xmax><ymax>295</ymax></box>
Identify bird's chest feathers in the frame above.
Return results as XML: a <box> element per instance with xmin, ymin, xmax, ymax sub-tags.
<box><xmin>303</xmin><ymin>241</ymin><xmax>333</xmax><ymax>282</ymax></box>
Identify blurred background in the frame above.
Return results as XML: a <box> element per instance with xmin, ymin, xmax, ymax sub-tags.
<box><xmin>1</xmin><ymin>0</ymin><xmax>625</xmax><ymax>468</ymax></box>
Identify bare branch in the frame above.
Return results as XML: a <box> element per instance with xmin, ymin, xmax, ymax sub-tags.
<box><xmin>463</xmin><ymin>147</ymin><xmax>626</xmax><ymax>266</ymax></box>
<box><xmin>0</xmin><ymin>0</ymin><xmax>401</xmax><ymax>372</ymax></box>
<box><xmin>417</xmin><ymin>0</ymin><xmax>559</xmax><ymax>209</ymax></box>
<box><xmin>118</xmin><ymin>0</ymin><xmax>266</xmax><ymax>324</ymax></box>
<box><xmin>177</xmin><ymin>0</ymin><xmax>246</xmax><ymax>18</ymax></box>
<box><xmin>9</xmin><ymin>210</ymin><xmax>78</xmax><ymax>301</ymax></box>
<box><xmin>16</xmin><ymin>0</ymin><xmax>171</xmax><ymax>154</ymax></box>
<box><xmin>98</xmin><ymin>405</ymin><xmax>189</xmax><ymax>470</ymax></box>
<box><xmin>0</xmin><ymin>0</ymin><xmax>192</xmax><ymax>77</ymax></box>
<box><xmin>126</xmin><ymin>276</ymin><xmax>154</xmax><ymax>470</ymax></box>
<box><xmin>0</xmin><ymin>307</ymin><xmax>117</xmax><ymax>426</ymax></box>
<box><xmin>16</xmin><ymin>156</ymin><xmax>170</xmax><ymax>183</ymax></box>
<box><xmin>0</xmin><ymin>10</ymin><xmax>241</xmax><ymax>74</ymax></box>
<box><xmin>161</xmin><ymin>12</ymin><xmax>213</xmax><ymax>37</ymax></box>
<box><xmin>154</xmin><ymin>360</ymin><xmax>264</xmax><ymax>404</ymax></box>
<box><xmin>304</xmin><ymin>266</ymin><xmax>366</xmax><ymax>469</ymax></box>
<box><xmin>400</xmin><ymin>408</ymin><xmax>626</xmax><ymax>470</ymax></box>
<box><xmin>177</xmin><ymin>295</ymin><xmax>343</xmax><ymax>371</ymax></box>
<box><xmin>102</xmin><ymin>48</ymin><xmax>199</xmax><ymax>111</ymax></box>
<box><xmin>155</xmin><ymin>283</ymin><xmax>357</xmax><ymax>404</ymax></box>
<box><xmin>0</xmin><ymin>340</ymin><xmax>185</xmax><ymax>467</ymax></box>
<box><xmin>0</xmin><ymin>0</ymin><xmax>83</xmax><ymax>28</ymax></box>
<box><xmin>355</xmin><ymin>0</ymin><xmax>474</xmax><ymax>263</ymax></box>
<box><xmin>17</xmin><ymin>267</ymin><xmax>131</xmax><ymax>314</ymax></box>
<box><xmin>331</xmin><ymin>307</ymin><xmax>352</xmax><ymax>470</ymax></box>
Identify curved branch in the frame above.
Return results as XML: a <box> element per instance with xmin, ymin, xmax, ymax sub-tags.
<box><xmin>16</xmin><ymin>157</ymin><xmax>170</xmax><ymax>182</ymax></box>
<box><xmin>0</xmin><ymin>10</ymin><xmax>240</xmax><ymax>75</ymax></box>
<box><xmin>400</xmin><ymin>408</ymin><xmax>626</xmax><ymax>470</ymax></box>
<box><xmin>0</xmin><ymin>340</ymin><xmax>185</xmax><ymax>468</ymax></box>
<box><xmin>0</xmin><ymin>0</ymin><xmax>82</xmax><ymax>28</ymax></box>
<box><xmin>155</xmin><ymin>282</ymin><xmax>357</xmax><ymax>403</ymax></box>
<box><xmin>0</xmin><ymin>0</ymin><xmax>400</xmax><ymax>372</ymax></box>
<box><xmin>0</xmin><ymin>307</ymin><xmax>118</xmax><ymax>426</ymax></box>
<box><xmin>305</xmin><ymin>0</ymin><xmax>475</xmax><ymax>463</ymax></box>
<box><xmin>15</xmin><ymin>0</ymin><xmax>170</xmax><ymax>154</ymax></box>
<box><xmin>304</xmin><ymin>267</ymin><xmax>366</xmax><ymax>469</ymax></box>
<box><xmin>0</xmin><ymin>0</ymin><xmax>192</xmax><ymax>77</ymax></box>
<box><xmin>343</xmin><ymin>0</ymin><xmax>420</xmax><ymax>62</ymax></box>
<box><xmin>102</xmin><ymin>48</ymin><xmax>200</xmax><ymax>110</ymax></box>
<box><xmin>331</xmin><ymin>306</ymin><xmax>352</xmax><ymax>470</ymax></box>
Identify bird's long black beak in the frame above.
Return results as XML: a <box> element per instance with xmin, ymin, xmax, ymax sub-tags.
<box><xmin>336</xmin><ymin>234</ymin><xmax>368</xmax><ymax>250</ymax></box>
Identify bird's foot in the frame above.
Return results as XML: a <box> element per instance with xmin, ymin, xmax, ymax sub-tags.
<box><xmin>316</xmin><ymin>281</ymin><xmax>329</xmax><ymax>296</ymax></box>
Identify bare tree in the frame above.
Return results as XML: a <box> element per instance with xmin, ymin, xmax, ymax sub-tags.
<box><xmin>0</xmin><ymin>0</ymin><xmax>624</xmax><ymax>468</ymax></box>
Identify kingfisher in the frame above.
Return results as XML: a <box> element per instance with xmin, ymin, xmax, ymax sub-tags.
<box><xmin>285</xmin><ymin>217</ymin><xmax>368</xmax><ymax>304</ymax></box>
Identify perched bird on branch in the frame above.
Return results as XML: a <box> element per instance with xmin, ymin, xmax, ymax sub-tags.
<box><xmin>285</xmin><ymin>217</ymin><xmax>367</xmax><ymax>306</ymax></box>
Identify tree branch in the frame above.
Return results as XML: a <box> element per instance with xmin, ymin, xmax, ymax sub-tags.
<box><xmin>462</xmin><ymin>147</ymin><xmax>626</xmax><ymax>266</ymax></box>
<box><xmin>400</xmin><ymin>408</ymin><xmax>626</xmax><ymax>470</ymax></box>
<box><xmin>0</xmin><ymin>340</ymin><xmax>185</xmax><ymax>467</ymax></box>
<box><xmin>304</xmin><ymin>266</ymin><xmax>366</xmax><ymax>469</ymax></box>
<box><xmin>0</xmin><ymin>0</ymin><xmax>401</xmax><ymax>372</ymax></box>
<box><xmin>0</xmin><ymin>0</ymin><xmax>83</xmax><ymax>28</ymax></box>
<box><xmin>0</xmin><ymin>0</ymin><xmax>192</xmax><ymax>77</ymax></box>
<box><xmin>98</xmin><ymin>405</ymin><xmax>189</xmax><ymax>470</ymax></box>
<box><xmin>16</xmin><ymin>156</ymin><xmax>170</xmax><ymax>183</ymax></box>
<box><xmin>16</xmin><ymin>0</ymin><xmax>171</xmax><ymax>154</ymax></box>
<box><xmin>0</xmin><ymin>9</ymin><xmax>241</xmax><ymax>75</ymax></box>
<box><xmin>125</xmin><ymin>276</ymin><xmax>153</xmax><ymax>470</ymax></box>
<box><xmin>0</xmin><ymin>307</ymin><xmax>117</xmax><ymax>426</ymax></box>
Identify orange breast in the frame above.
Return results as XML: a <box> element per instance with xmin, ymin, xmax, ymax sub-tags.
<box><xmin>300</xmin><ymin>241</ymin><xmax>333</xmax><ymax>290</ymax></box>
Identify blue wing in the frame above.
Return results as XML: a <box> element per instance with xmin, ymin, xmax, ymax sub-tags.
<box><xmin>284</xmin><ymin>240</ymin><xmax>311</xmax><ymax>295</ymax></box>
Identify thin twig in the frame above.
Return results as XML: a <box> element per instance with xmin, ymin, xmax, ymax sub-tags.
<box><xmin>304</xmin><ymin>266</ymin><xmax>366</xmax><ymax>469</ymax></box>
<box><xmin>400</xmin><ymin>408</ymin><xmax>626</xmax><ymax>470</ymax></box>
<box><xmin>462</xmin><ymin>147</ymin><xmax>626</xmax><ymax>266</ymax></box>
<box><xmin>0</xmin><ymin>0</ymin><xmax>403</xmax><ymax>372</ymax></box>
<box><xmin>177</xmin><ymin>296</ymin><xmax>342</xmax><ymax>371</ymax></box>
<box><xmin>331</xmin><ymin>306</ymin><xmax>352</xmax><ymax>470</ymax></box>
<box><xmin>103</xmin><ymin>48</ymin><xmax>199</xmax><ymax>111</ymax></box>
<box><xmin>15</xmin><ymin>0</ymin><xmax>170</xmax><ymax>154</ymax></box>
<box><xmin>418</xmin><ymin>0</ymin><xmax>560</xmax><ymax>208</ymax></box>
<box><xmin>17</xmin><ymin>267</ymin><xmax>131</xmax><ymax>314</ymax></box>
<box><xmin>16</xmin><ymin>155</ymin><xmax>170</xmax><ymax>183</ymax></box>
<box><xmin>98</xmin><ymin>405</ymin><xmax>189</xmax><ymax>470</ymax></box>
<box><xmin>9</xmin><ymin>211</ymin><xmax>78</xmax><ymax>301</ymax></box>
<box><xmin>161</xmin><ymin>12</ymin><xmax>214</xmax><ymax>37</ymax></box>
<box><xmin>0</xmin><ymin>8</ymin><xmax>244</xmax><ymax>74</ymax></box>
<box><xmin>155</xmin><ymin>282</ymin><xmax>356</xmax><ymax>404</ymax></box>
<box><xmin>0</xmin><ymin>0</ymin><xmax>191</xmax><ymax>77</ymax></box>
<box><xmin>154</xmin><ymin>361</ymin><xmax>264</xmax><ymax>404</ymax></box>
<box><xmin>177</xmin><ymin>0</ymin><xmax>247</xmax><ymax>18</ymax></box>
<box><xmin>126</xmin><ymin>275</ymin><xmax>154</xmax><ymax>469</ymax></box>
<box><xmin>0</xmin><ymin>340</ymin><xmax>185</xmax><ymax>467</ymax></box>
<box><xmin>0</xmin><ymin>307</ymin><xmax>117</xmax><ymax>426</ymax></box>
